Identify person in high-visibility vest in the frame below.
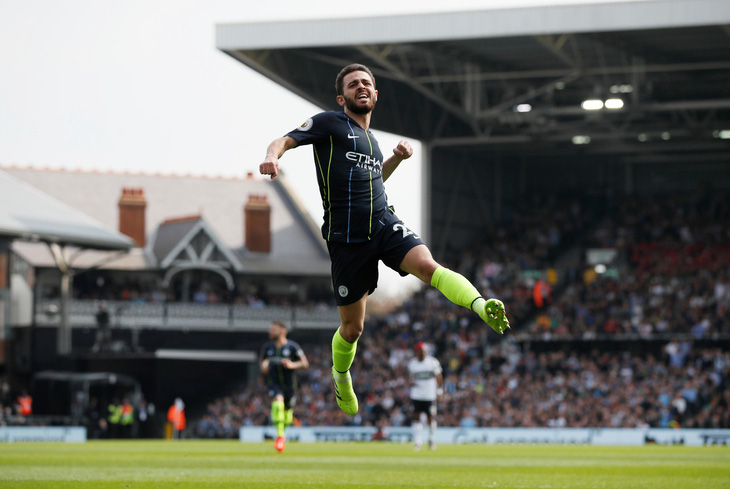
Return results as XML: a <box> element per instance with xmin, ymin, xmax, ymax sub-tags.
<box><xmin>167</xmin><ymin>398</ymin><xmax>186</xmax><ymax>439</ymax></box>
<box><xmin>108</xmin><ymin>400</ymin><xmax>123</xmax><ymax>438</ymax></box>
<box><xmin>533</xmin><ymin>278</ymin><xmax>552</xmax><ymax>309</ymax></box>
<box><xmin>16</xmin><ymin>391</ymin><xmax>32</xmax><ymax>416</ymax></box>
<box><xmin>120</xmin><ymin>398</ymin><xmax>134</xmax><ymax>438</ymax></box>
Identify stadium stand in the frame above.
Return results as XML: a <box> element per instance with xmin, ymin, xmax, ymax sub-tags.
<box><xmin>193</xmin><ymin>339</ymin><xmax>729</xmax><ymax>435</ymax></box>
<box><xmin>191</xmin><ymin>190</ymin><xmax>730</xmax><ymax>436</ymax></box>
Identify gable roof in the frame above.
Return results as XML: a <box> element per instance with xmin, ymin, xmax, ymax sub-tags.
<box><xmin>151</xmin><ymin>215</ymin><xmax>203</xmax><ymax>265</ymax></box>
<box><xmin>153</xmin><ymin>215</ymin><xmax>243</xmax><ymax>272</ymax></box>
<box><xmin>0</xmin><ymin>169</ymin><xmax>134</xmax><ymax>251</ymax></box>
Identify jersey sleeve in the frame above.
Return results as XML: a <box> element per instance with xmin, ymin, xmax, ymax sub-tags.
<box><xmin>289</xmin><ymin>341</ymin><xmax>304</xmax><ymax>362</ymax></box>
<box><xmin>285</xmin><ymin>112</ymin><xmax>335</xmax><ymax>146</ymax></box>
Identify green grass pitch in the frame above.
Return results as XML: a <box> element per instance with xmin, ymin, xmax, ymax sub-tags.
<box><xmin>1</xmin><ymin>441</ymin><xmax>729</xmax><ymax>488</ymax></box>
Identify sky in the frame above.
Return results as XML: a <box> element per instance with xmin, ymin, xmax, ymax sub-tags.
<box><xmin>0</xmin><ymin>0</ymin><xmax>644</xmax><ymax>299</ymax></box>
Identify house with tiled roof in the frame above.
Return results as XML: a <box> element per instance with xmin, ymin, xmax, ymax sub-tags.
<box><xmin>2</xmin><ymin>166</ymin><xmax>338</xmax><ymax>336</ymax></box>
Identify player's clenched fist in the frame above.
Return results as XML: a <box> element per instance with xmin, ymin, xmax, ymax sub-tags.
<box><xmin>259</xmin><ymin>158</ymin><xmax>280</xmax><ymax>179</ymax></box>
<box><xmin>393</xmin><ymin>140</ymin><xmax>413</xmax><ymax>160</ymax></box>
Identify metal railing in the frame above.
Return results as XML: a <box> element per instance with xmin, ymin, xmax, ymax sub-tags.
<box><xmin>34</xmin><ymin>299</ymin><xmax>340</xmax><ymax>332</ymax></box>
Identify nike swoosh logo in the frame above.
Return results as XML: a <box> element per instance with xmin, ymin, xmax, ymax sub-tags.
<box><xmin>347</xmin><ymin>134</ymin><xmax>359</xmax><ymax>139</ymax></box>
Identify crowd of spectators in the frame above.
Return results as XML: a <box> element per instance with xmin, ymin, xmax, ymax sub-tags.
<box><xmin>71</xmin><ymin>281</ymin><xmax>329</xmax><ymax>308</ymax></box>
<box><xmin>441</xmin><ymin>192</ymin><xmax>597</xmax><ymax>328</ymax></box>
<box><xmin>528</xmin><ymin>192</ymin><xmax>730</xmax><ymax>337</ymax></box>
<box><xmin>528</xmin><ymin>269</ymin><xmax>729</xmax><ymax>338</ymax></box>
<box><xmin>70</xmin><ymin>272</ymin><xmax>335</xmax><ymax>309</ymax></box>
<box><xmin>192</xmin><ymin>190</ymin><xmax>730</xmax><ymax>437</ymax></box>
<box><xmin>193</xmin><ymin>332</ymin><xmax>730</xmax><ymax>437</ymax></box>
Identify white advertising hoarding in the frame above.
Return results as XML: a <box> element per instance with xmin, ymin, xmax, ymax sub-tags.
<box><xmin>240</xmin><ymin>426</ymin><xmax>730</xmax><ymax>447</ymax></box>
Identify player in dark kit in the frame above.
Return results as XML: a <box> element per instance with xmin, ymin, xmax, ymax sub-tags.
<box><xmin>260</xmin><ymin>63</ymin><xmax>509</xmax><ymax>416</ymax></box>
<box><xmin>259</xmin><ymin>321</ymin><xmax>309</xmax><ymax>452</ymax></box>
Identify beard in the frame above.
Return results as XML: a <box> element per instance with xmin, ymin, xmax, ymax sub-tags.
<box><xmin>344</xmin><ymin>93</ymin><xmax>376</xmax><ymax>114</ymax></box>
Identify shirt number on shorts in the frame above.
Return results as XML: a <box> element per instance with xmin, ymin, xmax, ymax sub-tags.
<box><xmin>393</xmin><ymin>223</ymin><xmax>419</xmax><ymax>240</ymax></box>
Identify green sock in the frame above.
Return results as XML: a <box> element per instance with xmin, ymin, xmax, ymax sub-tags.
<box><xmin>285</xmin><ymin>409</ymin><xmax>293</xmax><ymax>427</ymax></box>
<box><xmin>332</xmin><ymin>327</ymin><xmax>357</xmax><ymax>374</ymax></box>
<box><xmin>271</xmin><ymin>400</ymin><xmax>285</xmax><ymax>437</ymax></box>
<box><xmin>431</xmin><ymin>266</ymin><xmax>482</xmax><ymax>311</ymax></box>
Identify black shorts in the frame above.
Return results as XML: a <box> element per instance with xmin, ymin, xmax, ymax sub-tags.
<box><xmin>327</xmin><ymin>215</ymin><xmax>425</xmax><ymax>306</ymax></box>
<box><xmin>268</xmin><ymin>384</ymin><xmax>297</xmax><ymax>409</ymax></box>
<box><xmin>412</xmin><ymin>399</ymin><xmax>437</xmax><ymax>417</ymax></box>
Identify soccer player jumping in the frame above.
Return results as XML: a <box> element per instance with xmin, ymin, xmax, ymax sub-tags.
<box><xmin>260</xmin><ymin>63</ymin><xmax>509</xmax><ymax>416</ymax></box>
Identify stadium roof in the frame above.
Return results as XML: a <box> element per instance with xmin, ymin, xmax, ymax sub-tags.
<box><xmin>0</xmin><ymin>169</ymin><xmax>134</xmax><ymax>251</ymax></box>
<box><xmin>217</xmin><ymin>0</ymin><xmax>730</xmax><ymax>159</ymax></box>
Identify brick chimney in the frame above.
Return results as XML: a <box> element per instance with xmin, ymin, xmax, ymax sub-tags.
<box><xmin>118</xmin><ymin>188</ymin><xmax>147</xmax><ymax>247</ymax></box>
<box><xmin>244</xmin><ymin>194</ymin><xmax>271</xmax><ymax>253</ymax></box>
<box><xmin>0</xmin><ymin>250</ymin><xmax>7</xmax><ymax>290</ymax></box>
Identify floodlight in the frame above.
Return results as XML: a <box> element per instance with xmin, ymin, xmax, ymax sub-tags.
<box><xmin>605</xmin><ymin>98</ymin><xmax>624</xmax><ymax>109</ymax></box>
<box><xmin>581</xmin><ymin>99</ymin><xmax>603</xmax><ymax>110</ymax></box>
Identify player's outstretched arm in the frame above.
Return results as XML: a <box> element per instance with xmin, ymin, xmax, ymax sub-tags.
<box><xmin>382</xmin><ymin>139</ymin><xmax>413</xmax><ymax>182</ymax></box>
<box><xmin>260</xmin><ymin>136</ymin><xmax>298</xmax><ymax>179</ymax></box>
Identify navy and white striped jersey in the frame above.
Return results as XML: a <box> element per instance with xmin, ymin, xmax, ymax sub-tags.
<box><xmin>286</xmin><ymin>111</ymin><xmax>390</xmax><ymax>243</ymax></box>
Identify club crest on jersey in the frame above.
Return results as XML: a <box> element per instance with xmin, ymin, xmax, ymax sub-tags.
<box><xmin>297</xmin><ymin>118</ymin><xmax>313</xmax><ymax>131</ymax></box>
<box><xmin>338</xmin><ymin>285</ymin><xmax>349</xmax><ymax>297</ymax></box>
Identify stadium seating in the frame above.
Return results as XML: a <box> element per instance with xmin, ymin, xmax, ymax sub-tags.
<box><xmin>190</xmin><ymin>192</ymin><xmax>730</xmax><ymax>436</ymax></box>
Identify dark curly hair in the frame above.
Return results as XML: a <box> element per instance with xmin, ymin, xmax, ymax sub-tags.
<box><xmin>335</xmin><ymin>64</ymin><xmax>376</xmax><ymax>96</ymax></box>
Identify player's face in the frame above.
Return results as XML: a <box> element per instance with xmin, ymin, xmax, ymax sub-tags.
<box><xmin>338</xmin><ymin>71</ymin><xmax>377</xmax><ymax>115</ymax></box>
<box><xmin>269</xmin><ymin>324</ymin><xmax>284</xmax><ymax>341</ymax></box>
<box><xmin>415</xmin><ymin>347</ymin><xmax>425</xmax><ymax>360</ymax></box>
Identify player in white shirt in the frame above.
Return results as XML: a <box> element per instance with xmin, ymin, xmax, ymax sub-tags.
<box><xmin>407</xmin><ymin>342</ymin><xmax>443</xmax><ymax>450</ymax></box>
